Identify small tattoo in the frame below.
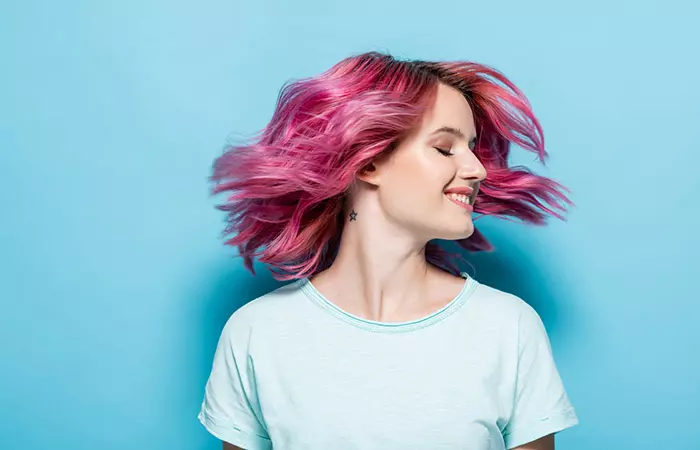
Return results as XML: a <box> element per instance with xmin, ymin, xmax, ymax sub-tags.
<box><xmin>349</xmin><ymin>210</ymin><xmax>357</xmax><ymax>221</ymax></box>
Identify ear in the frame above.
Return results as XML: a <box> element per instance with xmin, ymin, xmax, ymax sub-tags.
<box><xmin>357</xmin><ymin>147</ymin><xmax>395</xmax><ymax>187</ymax></box>
<box><xmin>356</xmin><ymin>161</ymin><xmax>381</xmax><ymax>186</ymax></box>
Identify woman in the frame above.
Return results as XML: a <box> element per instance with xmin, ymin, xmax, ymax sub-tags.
<box><xmin>198</xmin><ymin>51</ymin><xmax>579</xmax><ymax>449</ymax></box>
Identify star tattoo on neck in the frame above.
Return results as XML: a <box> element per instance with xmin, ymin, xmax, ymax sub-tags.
<box><xmin>349</xmin><ymin>210</ymin><xmax>357</xmax><ymax>221</ymax></box>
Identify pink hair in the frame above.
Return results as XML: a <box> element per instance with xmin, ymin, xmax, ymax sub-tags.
<box><xmin>210</xmin><ymin>51</ymin><xmax>572</xmax><ymax>281</ymax></box>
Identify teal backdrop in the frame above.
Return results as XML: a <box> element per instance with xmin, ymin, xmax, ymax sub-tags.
<box><xmin>1</xmin><ymin>1</ymin><xmax>698</xmax><ymax>449</ymax></box>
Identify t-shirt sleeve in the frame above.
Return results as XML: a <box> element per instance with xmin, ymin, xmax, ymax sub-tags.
<box><xmin>198</xmin><ymin>312</ymin><xmax>272</xmax><ymax>450</ymax></box>
<box><xmin>502</xmin><ymin>302</ymin><xmax>579</xmax><ymax>449</ymax></box>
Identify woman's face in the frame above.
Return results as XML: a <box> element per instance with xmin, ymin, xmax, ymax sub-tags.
<box><xmin>367</xmin><ymin>83</ymin><xmax>487</xmax><ymax>242</ymax></box>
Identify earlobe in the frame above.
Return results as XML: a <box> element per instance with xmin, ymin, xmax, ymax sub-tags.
<box><xmin>356</xmin><ymin>162</ymin><xmax>381</xmax><ymax>186</ymax></box>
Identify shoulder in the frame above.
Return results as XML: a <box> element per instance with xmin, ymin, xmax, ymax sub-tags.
<box><xmin>465</xmin><ymin>278</ymin><xmax>553</xmax><ymax>353</ymax></box>
<box><xmin>466</xmin><ymin>278</ymin><xmax>540</xmax><ymax>324</ymax></box>
<box><xmin>219</xmin><ymin>279</ymin><xmax>309</xmax><ymax>339</ymax></box>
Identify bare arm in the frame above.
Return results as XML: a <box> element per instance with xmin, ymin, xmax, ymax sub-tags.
<box><xmin>223</xmin><ymin>442</ymin><xmax>244</xmax><ymax>450</ymax></box>
<box><xmin>512</xmin><ymin>433</ymin><xmax>554</xmax><ymax>450</ymax></box>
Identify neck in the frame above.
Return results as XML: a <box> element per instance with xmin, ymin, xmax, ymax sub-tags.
<box><xmin>310</xmin><ymin>201</ymin><xmax>454</xmax><ymax>323</ymax></box>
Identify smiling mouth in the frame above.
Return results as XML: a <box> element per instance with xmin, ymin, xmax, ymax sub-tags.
<box><xmin>444</xmin><ymin>183</ymin><xmax>479</xmax><ymax>211</ymax></box>
<box><xmin>445</xmin><ymin>193</ymin><xmax>474</xmax><ymax>212</ymax></box>
<box><xmin>446</xmin><ymin>192</ymin><xmax>472</xmax><ymax>206</ymax></box>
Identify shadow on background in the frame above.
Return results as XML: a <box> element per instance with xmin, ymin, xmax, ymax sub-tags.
<box><xmin>463</xmin><ymin>222</ymin><xmax>567</xmax><ymax>334</ymax></box>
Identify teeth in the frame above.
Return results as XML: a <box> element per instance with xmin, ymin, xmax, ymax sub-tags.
<box><xmin>448</xmin><ymin>193</ymin><xmax>471</xmax><ymax>205</ymax></box>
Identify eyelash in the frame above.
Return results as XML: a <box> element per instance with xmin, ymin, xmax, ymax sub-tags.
<box><xmin>434</xmin><ymin>147</ymin><xmax>453</xmax><ymax>157</ymax></box>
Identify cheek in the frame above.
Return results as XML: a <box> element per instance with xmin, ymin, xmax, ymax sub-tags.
<box><xmin>388</xmin><ymin>161</ymin><xmax>432</xmax><ymax>196</ymax></box>
<box><xmin>382</xmin><ymin>161</ymin><xmax>449</xmax><ymax>208</ymax></box>
<box><xmin>398</xmin><ymin>152</ymin><xmax>450</xmax><ymax>186</ymax></box>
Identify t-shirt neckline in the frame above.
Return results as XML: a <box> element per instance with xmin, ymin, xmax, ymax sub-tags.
<box><xmin>298</xmin><ymin>272</ymin><xmax>477</xmax><ymax>334</ymax></box>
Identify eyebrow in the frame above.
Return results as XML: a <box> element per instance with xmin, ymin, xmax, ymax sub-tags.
<box><xmin>430</xmin><ymin>126</ymin><xmax>477</xmax><ymax>143</ymax></box>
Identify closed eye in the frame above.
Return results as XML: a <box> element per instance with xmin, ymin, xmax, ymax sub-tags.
<box><xmin>434</xmin><ymin>147</ymin><xmax>453</xmax><ymax>157</ymax></box>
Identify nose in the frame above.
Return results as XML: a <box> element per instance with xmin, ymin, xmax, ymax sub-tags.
<box><xmin>456</xmin><ymin>153</ymin><xmax>487</xmax><ymax>182</ymax></box>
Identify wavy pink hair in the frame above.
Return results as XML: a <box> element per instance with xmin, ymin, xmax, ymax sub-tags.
<box><xmin>210</xmin><ymin>51</ymin><xmax>572</xmax><ymax>281</ymax></box>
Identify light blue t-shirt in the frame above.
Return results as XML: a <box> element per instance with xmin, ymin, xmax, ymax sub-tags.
<box><xmin>198</xmin><ymin>273</ymin><xmax>578</xmax><ymax>449</ymax></box>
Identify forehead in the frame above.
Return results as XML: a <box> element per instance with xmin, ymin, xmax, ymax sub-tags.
<box><xmin>419</xmin><ymin>83</ymin><xmax>476</xmax><ymax>136</ymax></box>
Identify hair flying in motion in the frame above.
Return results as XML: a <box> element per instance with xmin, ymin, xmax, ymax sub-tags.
<box><xmin>210</xmin><ymin>51</ymin><xmax>572</xmax><ymax>281</ymax></box>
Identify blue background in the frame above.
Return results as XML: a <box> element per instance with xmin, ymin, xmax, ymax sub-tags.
<box><xmin>2</xmin><ymin>1</ymin><xmax>698</xmax><ymax>449</ymax></box>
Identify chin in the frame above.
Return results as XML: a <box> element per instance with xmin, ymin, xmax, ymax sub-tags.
<box><xmin>438</xmin><ymin>223</ymin><xmax>475</xmax><ymax>241</ymax></box>
<box><xmin>456</xmin><ymin>227</ymin><xmax>475</xmax><ymax>241</ymax></box>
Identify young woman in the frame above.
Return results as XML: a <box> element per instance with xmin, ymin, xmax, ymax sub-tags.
<box><xmin>198</xmin><ymin>51</ymin><xmax>579</xmax><ymax>450</ymax></box>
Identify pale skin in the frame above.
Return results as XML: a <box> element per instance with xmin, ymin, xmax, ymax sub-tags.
<box><xmin>221</xmin><ymin>83</ymin><xmax>555</xmax><ymax>450</ymax></box>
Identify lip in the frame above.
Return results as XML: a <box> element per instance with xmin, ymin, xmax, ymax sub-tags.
<box><xmin>446</xmin><ymin>194</ymin><xmax>474</xmax><ymax>212</ymax></box>
<box><xmin>444</xmin><ymin>186</ymin><xmax>474</xmax><ymax>196</ymax></box>
<box><xmin>444</xmin><ymin>186</ymin><xmax>476</xmax><ymax>212</ymax></box>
